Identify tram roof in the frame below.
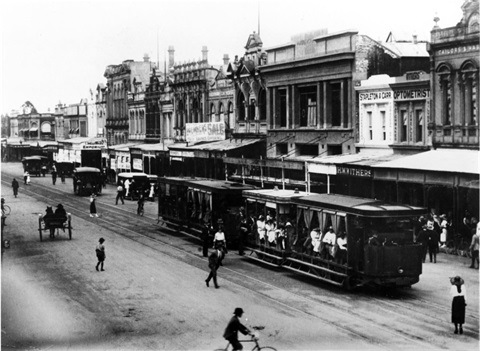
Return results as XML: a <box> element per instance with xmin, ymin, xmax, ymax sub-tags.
<box><xmin>243</xmin><ymin>188</ymin><xmax>309</xmax><ymax>203</ymax></box>
<box><xmin>22</xmin><ymin>155</ymin><xmax>47</xmax><ymax>161</ymax></box>
<box><xmin>293</xmin><ymin>193</ymin><xmax>426</xmax><ymax>217</ymax></box>
<box><xmin>73</xmin><ymin>167</ymin><xmax>101</xmax><ymax>173</ymax></box>
<box><xmin>158</xmin><ymin>176</ymin><xmax>256</xmax><ymax>192</ymax></box>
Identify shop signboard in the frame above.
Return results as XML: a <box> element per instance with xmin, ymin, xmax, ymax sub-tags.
<box><xmin>185</xmin><ymin>122</ymin><xmax>225</xmax><ymax>143</ymax></box>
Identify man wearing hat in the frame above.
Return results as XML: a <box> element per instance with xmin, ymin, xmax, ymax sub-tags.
<box><xmin>223</xmin><ymin>308</ymin><xmax>252</xmax><ymax>350</ymax></box>
<box><xmin>55</xmin><ymin>204</ymin><xmax>67</xmax><ymax>218</ymax></box>
<box><xmin>426</xmin><ymin>220</ymin><xmax>439</xmax><ymax>263</ymax></box>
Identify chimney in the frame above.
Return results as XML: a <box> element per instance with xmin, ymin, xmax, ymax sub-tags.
<box><xmin>143</xmin><ymin>53</ymin><xmax>150</xmax><ymax>62</ymax></box>
<box><xmin>168</xmin><ymin>46</ymin><xmax>175</xmax><ymax>68</ymax></box>
<box><xmin>202</xmin><ymin>46</ymin><xmax>208</xmax><ymax>62</ymax></box>
<box><xmin>412</xmin><ymin>34</ymin><xmax>418</xmax><ymax>44</ymax></box>
<box><xmin>223</xmin><ymin>54</ymin><xmax>230</xmax><ymax>65</ymax></box>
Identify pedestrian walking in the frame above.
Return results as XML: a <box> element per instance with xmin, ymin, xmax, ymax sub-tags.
<box><xmin>95</xmin><ymin>237</ymin><xmax>106</xmax><ymax>271</ymax></box>
<box><xmin>60</xmin><ymin>171</ymin><xmax>66</xmax><ymax>184</ymax></box>
<box><xmin>450</xmin><ymin>276</ymin><xmax>467</xmax><ymax>334</ymax></box>
<box><xmin>26</xmin><ymin>172</ymin><xmax>31</xmax><ymax>185</ymax></box>
<box><xmin>469</xmin><ymin>222</ymin><xmax>479</xmax><ymax>269</ymax></box>
<box><xmin>23</xmin><ymin>171</ymin><xmax>28</xmax><ymax>184</ymax></box>
<box><xmin>115</xmin><ymin>183</ymin><xmax>124</xmax><ymax>205</ymax></box>
<box><xmin>90</xmin><ymin>193</ymin><xmax>99</xmax><ymax>217</ymax></box>
<box><xmin>205</xmin><ymin>248</ymin><xmax>222</xmax><ymax>288</ymax></box>
<box><xmin>11</xmin><ymin>178</ymin><xmax>19</xmax><ymax>198</ymax></box>
<box><xmin>223</xmin><ymin>308</ymin><xmax>252</xmax><ymax>351</ymax></box>
<box><xmin>202</xmin><ymin>221</ymin><xmax>213</xmax><ymax>257</ymax></box>
<box><xmin>52</xmin><ymin>170</ymin><xmax>57</xmax><ymax>185</ymax></box>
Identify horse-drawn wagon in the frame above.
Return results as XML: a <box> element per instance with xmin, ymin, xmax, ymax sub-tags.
<box><xmin>38</xmin><ymin>211</ymin><xmax>72</xmax><ymax>241</ymax></box>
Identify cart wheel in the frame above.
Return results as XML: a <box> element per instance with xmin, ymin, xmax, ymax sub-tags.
<box><xmin>39</xmin><ymin>230</ymin><xmax>43</xmax><ymax>242</ymax></box>
<box><xmin>68</xmin><ymin>225</ymin><xmax>72</xmax><ymax>240</ymax></box>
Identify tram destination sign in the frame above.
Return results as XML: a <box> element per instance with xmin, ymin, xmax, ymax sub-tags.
<box><xmin>186</xmin><ymin>122</ymin><xmax>225</xmax><ymax>143</ymax></box>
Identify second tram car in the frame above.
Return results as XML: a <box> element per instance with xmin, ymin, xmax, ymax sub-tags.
<box><xmin>243</xmin><ymin>191</ymin><xmax>426</xmax><ymax>289</ymax></box>
<box><xmin>158</xmin><ymin>177</ymin><xmax>256</xmax><ymax>247</ymax></box>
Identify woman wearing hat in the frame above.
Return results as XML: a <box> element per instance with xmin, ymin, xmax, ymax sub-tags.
<box><xmin>450</xmin><ymin>276</ymin><xmax>467</xmax><ymax>334</ymax></box>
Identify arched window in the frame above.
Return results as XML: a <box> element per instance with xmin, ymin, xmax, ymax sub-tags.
<box><xmin>460</xmin><ymin>61</ymin><xmax>478</xmax><ymax>126</ymax></box>
<box><xmin>210</xmin><ymin>103</ymin><xmax>216</xmax><ymax>122</ymax></box>
<box><xmin>237</xmin><ymin>91</ymin><xmax>246</xmax><ymax>121</ymax></box>
<box><xmin>219</xmin><ymin>103</ymin><xmax>225</xmax><ymax>123</ymax></box>
<box><xmin>227</xmin><ymin>101</ymin><xmax>235</xmax><ymax>130</ymax></box>
<box><xmin>436</xmin><ymin>64</ymin><xmax>452</xmax><ymax>125</ymax></box>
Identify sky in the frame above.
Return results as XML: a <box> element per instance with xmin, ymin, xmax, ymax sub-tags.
<box><xmin>0</xmin><ymin>0</ymin><xmax>465</xmax><ymax>114</ymax></box>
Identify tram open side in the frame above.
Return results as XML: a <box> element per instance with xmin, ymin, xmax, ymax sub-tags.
<box><xmin>243</xmin><ymin>191</ymin><xmax>426</xmax><ymax>290</ymax></box>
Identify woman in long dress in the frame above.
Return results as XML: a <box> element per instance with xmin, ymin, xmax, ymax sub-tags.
<box><xmin>90</xmin><ymin>194</ymin><xmax>98</xmax><ymax>217</ymax></box>
<box><xmin>450</xmin><ymin>276</ymin><xmax>467</xmax><ymax>334</ymax></box>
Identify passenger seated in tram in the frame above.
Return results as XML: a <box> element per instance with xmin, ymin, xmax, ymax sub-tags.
<box><xmin>310</xmin><ymin>228</ymin><xmax>322</xmax><ymax>256</ymax></box>
<box><xmin>256</xmin><ymin>215</ymin><xmax>266</xmax><ymax>245</ymax></box>
<box><xmin>336</xmin><ymin>232</ymin><xmax>347</xmax><ymax>265</ymax></box>
<box><xmin>266</xmin><ymin>218</ymin><xmax>277</xmax><ymax>247</ymax></box>
<box><xmin>322</xmin><ymin>226</ymin><xmax>337</xmax><ymax>260</ymax></box>
<box><xmin>368</xmin><ymin>233</ymin><xmax>381</xmax><ymax>246</ymax></box>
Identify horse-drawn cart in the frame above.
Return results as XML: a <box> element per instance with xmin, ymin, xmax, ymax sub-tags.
<box><xmin>38</xmin><ymin>213</ymin><xmax>72</xmax><ymax>241</ymax></box>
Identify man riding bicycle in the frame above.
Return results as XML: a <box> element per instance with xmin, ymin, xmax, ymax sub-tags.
<box><xmin>223</xmin><ymin>308</ymin><xmax>253</xmax><ymax>351</ymax></box>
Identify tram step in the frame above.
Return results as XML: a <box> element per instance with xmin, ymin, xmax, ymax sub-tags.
<box><xmin>285</xmin><ymin>257</ymin><xmax>348</xmax><ymax>278</ymax></box>
<box><xmin>282</xmin><ymin>265</ymin><xmax>344</xmax><ymax>287</ymax></box>
<box><xmin>243</xmin><ymin>253</ymin><xmax>282</xmax><ymax>268</ymax></box>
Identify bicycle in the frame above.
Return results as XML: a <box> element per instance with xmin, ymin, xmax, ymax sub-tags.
<box><xmin>1</xmin><ymin>198</ymin><xmax>10</xmax><ymax>216</ymax></box>
<box><xmin>2</xmin><ymin>205</ymin><xmax>11</xmax><ymax>216</ymax></box>
<box><xmin>216</xmin><ymin>326</ymin><xmax>276</xmax><ymax>351</ymax></box>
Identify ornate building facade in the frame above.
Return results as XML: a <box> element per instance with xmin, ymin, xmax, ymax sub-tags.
<box><xmin>104</xmin><ymin>56</ymin><xmax>154</xmax><ymax>146</ymax></box>
<box><xmin>428</xmin><ymin>0</ymin><xmax>479</xmax><ymax>149</ymax></box>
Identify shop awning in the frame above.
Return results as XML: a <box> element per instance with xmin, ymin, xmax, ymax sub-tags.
<box><xmin>29</xmin><ymin>127</ymin><xmax>38</xmax><ymax>132</ymax></box>
<box><xmin>169</xmin><ymin>138</ymin><xmax>263</xmax><ymax>152</ymax></box>
<box><xmin>372</xmin><ymin>149</ymin><xmax>479</xmax><ymax>175</ymax></box>
<box><xmin>306</xmin><ymin>152</ymin><xmax>404</xmax><ymax>175</ymax></box>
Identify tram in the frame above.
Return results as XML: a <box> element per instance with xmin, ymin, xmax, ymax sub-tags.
<box><xmin>158</xmin><ymin>177</ymin><xmax>256</xmax><ymax>246</ymax></box>
<box><xmin>73</xmin><ymin>167</ymin><xmax>103</xmax><ymax>196</ymax></box>
<box><xmin>22</xmin><ymin>155</ymin><xmax>50</xmax><ymax>176</ymax></box>
<box><xmin>117</xmin><ymin>172</ymin><xmax>150</xmax><ymax>200</ymax></box>
<box><xmin>243</xmin><ymin>191</ymin><xmax>426</xmax><ymax>289</ymax></box>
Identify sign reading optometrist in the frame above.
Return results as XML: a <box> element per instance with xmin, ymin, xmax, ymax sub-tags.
<box><xmin>186</xmin><ymin>122</ymin><xmax>225</xmax><ymax>143</ymax></box>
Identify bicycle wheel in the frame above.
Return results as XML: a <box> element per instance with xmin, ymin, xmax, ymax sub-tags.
<box><xmin>3</xmin><ymin>205</ymin><xmax>11</xmax><ymax>216</ymax></box>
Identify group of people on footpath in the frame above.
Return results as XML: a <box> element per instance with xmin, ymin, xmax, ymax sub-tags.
<box><xmin>415</xmin><ymin>213</ymin><xmax>480</xmax><ymax>268</ymax></box>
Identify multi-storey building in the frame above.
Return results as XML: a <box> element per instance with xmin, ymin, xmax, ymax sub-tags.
<box><xmin>104</xmin><ymin>56</ymin><xmax>154</xmax><ymax>146</ymax></box>
<box><xmin>95</xmin><ymin>83</ymin><xmax>107</xmax><ymax>138</ymax></box>
<box><xmin>64</xmin><ymin>99</ymin><xmax>88</xmax><ymax>138</ymax></box>
<box><xmin>127</xmin><ymin>77</ymin><xmax>146</xmax><ymax>142</ymax></box>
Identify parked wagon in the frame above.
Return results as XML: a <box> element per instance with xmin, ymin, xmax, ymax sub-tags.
<box><xmin>243</xmin><ymin>191</ymin><xmax>427</xmax><ymax>290</ymax></box>
<box><xmin>38</xmin><ymin>212</ymin><xmax>72</xmax><ymax>241</ymax></box>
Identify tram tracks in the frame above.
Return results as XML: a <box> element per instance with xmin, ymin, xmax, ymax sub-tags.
<box><xmin>1</xmin><ymin>175</ymin><xmax>477</xmax><ymax>349</ymax></box>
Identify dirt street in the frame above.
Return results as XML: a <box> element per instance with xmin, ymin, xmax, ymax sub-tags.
<box><xmin>1</xmin><ymin>162</ymin><xmax>479</xmax><ymax>351</ymax></box>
